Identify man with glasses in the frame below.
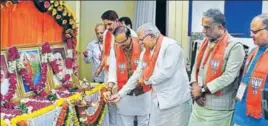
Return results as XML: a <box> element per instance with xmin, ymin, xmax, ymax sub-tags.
<box><xmin>188</xmin><ymin>9</ymin><xmax>245</xmax><ymax>126</ymax></box>
<box><xmin>232</xmin><ymin>13</ymin><xmax>268</xmax><ymax>126</ymax></box>
<box><xmin>108</xmin><ymin>23</ymin><xmax>191</xmax><ymax>126</ymax></box>
<box><xmin>107</xmin><ymin>26</ymin><xmax>151</xmax><ymax>126</ymax></box>
<box><xmin>96</xmin><ymin>10</ymin><xmax>138</xmax><ymax>126</ymax></box>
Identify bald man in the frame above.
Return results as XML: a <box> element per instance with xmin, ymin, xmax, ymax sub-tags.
<box><xmin>83</xmin><ymin>24</ymin><xmax>106</xmax><ymax>83</ymax></box>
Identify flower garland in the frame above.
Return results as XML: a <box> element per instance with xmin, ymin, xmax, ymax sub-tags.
<box><xmin>47</xmin><ymin>0</ymin><xmax>79</xmax><ymax>74</ymax></box>
<box><xmin>72</xmin><ymin>104</ymin><xmax>80</xmax><ymax>126</ymax></box>
<box><xmin>96</xmin><ymin>104</ymin><xmax>108</xmax><ymax>126</ymax></box>
<box><xmin>15</xmin><ymin>45</ymin><xmax>48</xmax><ymax>97</ymax></box>
<box><xmin>56</xmin><ymin>101</ymin><xmax>68</xmax><ymax>126</ymax></box>
<box><xmin>0</xmin><ymin>47</ymin><xmax>20</xmax><ymax>109</ymax></box>
<box><xmin>41</xmin><ymin>42</ymin><xmax>73</xmax><ymax>88</ymax></box>
<box><xmin>9</xmin><ymin>84</ymin><xmax>106</xmax><ymax>126</ymax></box>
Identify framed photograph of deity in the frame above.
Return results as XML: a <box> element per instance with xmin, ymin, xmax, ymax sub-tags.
<box><xmin>0</xmin><ymin>51</ymin><xmax>21</xmax><ymax>102</ymax></box>
<box><xmin>17</xmin><ymin>47</ymin><xmax>50</xmax><ymax>97</ymax></box>
<box><xmin>49</xmin><ymin>44</ymin><xmax>69</xmax><ymax>89</ymax></box>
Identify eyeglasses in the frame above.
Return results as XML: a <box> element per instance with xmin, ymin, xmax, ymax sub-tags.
<box><xmin>251</xmin><ymin>26</ymin><xmax>268</xmax><ymax>35</ymax></box>
<box><xmin>138</xmin><ymin>34</ymin><xmax>151</xmax><ymax>42</ymax></box>
<box><xmin>115</xmin><ymin>37</ymin><xmax>129</xmax><ymax>45</ymax></box>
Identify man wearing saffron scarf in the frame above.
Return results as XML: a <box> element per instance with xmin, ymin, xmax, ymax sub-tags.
<box><xmin>96</xmin><ymin>10</ymin><xmax>137</xmax><ymax>126</ymax></box>
<box><xmin>107</xmin><ymin>26</ymin><xmax>151</xmax><ymax>126</ymax></box>
<box><xmin>232</xmin><ymin>13</ymin><xmax>268</xmax><ymax>126</ymax></box>
<box><xmin>109</xmin><ymin>23</ymin><xmax>191</xmax><ymax>126</ymax></box>
<box><xmin>188</xmin><ymin>9</ymin><xmax>245</xmax><ymax>126</ymax></box>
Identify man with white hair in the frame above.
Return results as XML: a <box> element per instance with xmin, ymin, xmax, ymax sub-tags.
<box><xmin>109</xmin><ymin>23</ymin><xmax>192</xmax><ymax>126</ymax></box>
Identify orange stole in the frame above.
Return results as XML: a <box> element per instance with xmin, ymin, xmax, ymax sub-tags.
<box><xmin>245</xmin><ymin>48</ymin><xmax>268</xmax><ymax>119</ymax></box>
<box><xmin>103</xmin><ymin>31</ymin><xmax>112</xmax><ymax>71</ymax></box>
<box><xmin>195</xmin><ymin>33</ymin><xmax>229</xmax><ymax>96</ymax></box>
<box><xmin>140</xmin><ymin>35</ymin><xmax>164</xmax><ymax>90</ymax></box>
<box><xmin>115</xmin><ymin>39</ymin><xmax>150</xmax><ymax>92</ymax></box>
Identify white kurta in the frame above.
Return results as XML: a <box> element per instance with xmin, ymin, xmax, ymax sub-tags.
<box><xmin>108</xmin><ymin>44</ymin><xmax>151</xmax><ymax>116</ymax></box>
<box><xmin>105</xmin><ymin>28</ymin><xmax>142</xmax><ymax>126</ymax></box>
<box><xmin>118</xmin><ymin>36</ymin><xmax>192</xmax><ymax>126</ymax></box>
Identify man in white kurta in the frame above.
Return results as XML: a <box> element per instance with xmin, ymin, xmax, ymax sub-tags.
<box><xmin>96</xmin><ymin>10</ymin><xmax>140</xmax><ymax>126</ymax></box>
<box><xmin>107</xmin><ymin>26</ymin><xmax>151</xmax><ymax>126</ymax></box>
<box><xmin>109</xmin><ymin>23</ymin><xmax>192</xmax><ymax>126</ymax></box>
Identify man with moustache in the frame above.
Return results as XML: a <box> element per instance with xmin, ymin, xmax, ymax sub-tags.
<box><xmin>188</xmin><ymin>9</ymin><xmax>245</xmax><ymax>126</ymax></box>
<box><xmin>232</xmin><ymin>13</ymin><xmax>268</xmax><ymax>126</ymax></box>
<box><xmin>109</xmin><ymin>23</ymin><xmax>191</xmax><ymax>126</ymax></box>
<box><xmin>107</xmin><ymin>26</ymin><xmax>151</xmax><ymax>126</ymax></box>
<box><xmin>95</xmin><ymin>10</ymin><xmax>137</xmax><ymax>126</ymax></box>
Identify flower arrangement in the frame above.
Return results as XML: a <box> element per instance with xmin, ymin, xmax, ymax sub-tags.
<box><xmin>0</xmin><ymin>47</ymin><xmax>19</xmax><ymax>109</ymax></box>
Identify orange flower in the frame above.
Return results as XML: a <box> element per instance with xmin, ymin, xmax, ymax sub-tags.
<box><xmin>57</xmin><ymin>6</ymin><xmax>63</xmax><ymax>11</ymax></box>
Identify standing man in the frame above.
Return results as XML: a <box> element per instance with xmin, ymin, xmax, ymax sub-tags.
<box><xmin>107</xmin><ymin>26</ymin><xmax>151</xmax><ymax>126</ymax></box>
<box><xmin>109</xmin><ymin>23</ymin><xmax>191</xmax><ymax>126</ymax></box>
<box><xmin>188</xmin><ymin>8</ymin><xmax>245</xmax><ymax>126</ymax></box>
<box><xmin>95</xmin><ymin>10</ymin><xmax>137</xmax><ymax>126</ymax></box>
<box><xmin>232</xmin><ymin>13</ymin><xmax>268</xmax><ymax>126</ymax></box>
<box><xmin>83</xmin><ymin>24</ymin><xmax>105</xmax><ymax>83</ymax></box>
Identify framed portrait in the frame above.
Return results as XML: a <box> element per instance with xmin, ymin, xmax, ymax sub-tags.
<box><xmin>0</xmin><ymin>51</ymin><xmax>21</xmax><ymax>102</ymax></box>
<box><xmin>18</xmin><ymin>47</ymin><xmax>50</xmax><ymax>97</ymax></box>
<box><xmin>49</xmin><ymin>44</ymin><xmax>69</xmax><ymax>88</ymax></box>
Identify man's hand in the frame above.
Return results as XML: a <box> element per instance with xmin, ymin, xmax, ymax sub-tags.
<box><xmin>137</xmin><ymin>78</ymin><xmax>144</xmax><ymax>86</ymax></box>
<box><xmin>191</xmin><ymin>82</ymin><xmax>202</xmax><ymax>99</ymax></box>
<box><xmin>83</xmin><ymin>51</ymin><xmax>88</xmax><ymax>57</ymax></box>
<box><xmin>103</xmin><ymin>91</ymin><xmax>112</xmax><ymax>102</ymax></box>
<box><xmin>94</xmin><ymin>66</ymin><xmax>102</xmax><ymax>76</ymax></box>
<box><xmin>108</xmin><ymin>93</ymin><xmax>121</xmax><ymax>103</ymax></box>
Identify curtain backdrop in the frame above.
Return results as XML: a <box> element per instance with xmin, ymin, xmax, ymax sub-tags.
<box><xmin>1</xmin><ymin>1</ymin><xmax>63</xmax><ymax>48</ymax></box>
<box><xmin>133</xmin><ymin>1</ymin><xmax>156</xmax><ymax>31</ymax></box>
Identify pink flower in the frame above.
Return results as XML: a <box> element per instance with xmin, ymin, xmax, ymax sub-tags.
<box><xmin>41</xmin><ymin>42</ymin><xmax>52</xmax><ymax>54</ymax></box>
<box><xmin>44</xmin><ymin>1</ymin><xmax>50</xmax><ymax>9</ymax></box>
<box><xmin>7</xmin><ymin>46</ymin><xmax>20</xmax><ymax>61</ymax></box>
<box><xmin>65</xmin><ymin>58</ymin><xmax>73</xmax><ymax>69</ymax></box>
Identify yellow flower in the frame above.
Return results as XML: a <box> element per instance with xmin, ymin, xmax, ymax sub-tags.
<box><xmin>52</xmin><ymin>9</ymin><xmax>57</xmax><ymax>16</ymax></box>
<box><xmin>62</xmin><ymin>20</ymin><xmax>67</xmax><ymax>25</ymax></box>
<box><xmin>54</xmin><ymin>1</ymin><xmax>59</xmax><ymax>7</ymax></box>
<box><xmin>62</xmin><ymin>11</ymin><xmax>68</xmax><ymax>16</ymax></box>
<box><xmin>48</xmin><ymin>5</ymin><xmax>53</xmax><ymax>11</ymax></box>
<box><xmin>72</xmin><ymin>24</ymin><xmax>77</xmax><ymax>29</ymax></box>
<box><xmin>69</xmin><ymin>19</ymin><xmax>74</xmax><ymax>25</ymax></box>
<box><xmin>59</xmin><ymin>1</ymin><xmax>64</xmax><ymax>5</ymax></box>
<box><xmin>56</xmin><ymin>15</ymin><xmax>62</xmax><ymax>19</ymax></box>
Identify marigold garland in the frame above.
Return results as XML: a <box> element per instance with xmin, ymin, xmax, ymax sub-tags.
<box><xmin>8</xmin><ymin>84</ymin><xmax>106</xmax><ymax>126</ymax></box>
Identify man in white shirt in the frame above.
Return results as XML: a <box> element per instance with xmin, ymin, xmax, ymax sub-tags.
<box><xmin>109</xmin><ymin>23</ymin><xmax>192</xmax><ymax>126</ymax></box>
<box><xmin>83</xmin><ymin>24</ymin><xmax>105</xmax><ymax>83</ymax></box>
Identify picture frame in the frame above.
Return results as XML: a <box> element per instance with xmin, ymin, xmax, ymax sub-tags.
<box><xmin>17</xmin><ymin>47</ymin><xmax>51</xmax><ymax>97</ymax></box>
<box><xmin>0</xmin><ymin>50</ymin><xmax>22</xmax><ymax>102</ymax></box>
<box><xmin>49</xmin><ymin>43</ymin><xmax>68</xmax><ymax>89</ymax></box>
